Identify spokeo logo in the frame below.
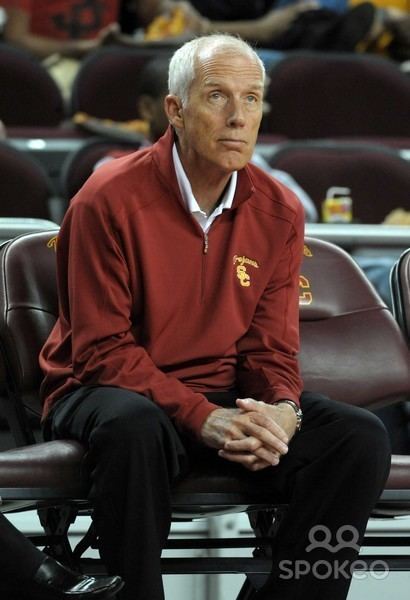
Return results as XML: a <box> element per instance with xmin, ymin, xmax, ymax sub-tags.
<box><xmin>278</xmin><ymin>525</ymin><xmax>389</xmax><ymax>581</ymax></box>
<box><xmin>306</xmin><ymin>525</ymin><xmax>360</xmax><ymax>553</ymax></box>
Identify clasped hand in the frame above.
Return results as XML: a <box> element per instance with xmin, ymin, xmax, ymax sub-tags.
<box><xmin>200</xmin><ymin>398</ymin><xmax>297</xmax><ymax>471</ymax></box>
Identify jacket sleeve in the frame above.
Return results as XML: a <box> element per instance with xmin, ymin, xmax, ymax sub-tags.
<box><xmin>235</xmin><ymin>202</ymin><xmax>305</xmax><ymax>406</ymax></box>
<box><xmin>56</xmin><ymin>192</ymin><xmax>218</xmax><ymax>438</ymax></box>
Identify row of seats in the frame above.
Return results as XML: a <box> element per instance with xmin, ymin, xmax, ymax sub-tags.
<box><xmin>1</xmin><ymin>137</ymin><xmax>409</xmax><ymax>225</ymax></box>
<box><xmin>0</xmin><ymin>230</ymin><xmax>408</xmax><ymax>593</ymax></box>
<box><xmin>1</xmin><ymin>43</ymin><xmax>410</xmax><ymax>143</ymax></box>
<box><xmin>260</xmin><ymin>51</ymin><xmax>410</xmax><ymax>141</ymax></box>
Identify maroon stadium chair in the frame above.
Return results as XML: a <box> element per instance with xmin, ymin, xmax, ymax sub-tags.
<box><xmin>262</xmin><ymin>52</ymin><xmax>410</xmax><ymax>143</ymax></box>
<box><xmin>0</xmin><ymin>141</ymin><xmax>57</xmax><ymax>219</ymax></box>
<box><xmin>69</xmin><ymin>47</ymin><xmax>172</xmax><ymax>122</ymax></box>
<box><xmin>59</xmin><ymin>137</ymin><xmax>141</xmax><ymax>200</ymax></box>
<box><xmin>267</xmin><ymin>140</ymin><xmax>410</xmax><ymax>223</ymax></box>
<box><xmin>391</xmin><ymin>248</ymin><xmax>410</xmax><ymax>345</ymax></box>
<box><xmin>0</xmin><ymin>231</ymin><xmax>408</xmax><ymax>593</ymax></box>
<box><xmin>0</xmin><ymin>43</ymin><xmax>65</xmax><ymax>129</ymax></box>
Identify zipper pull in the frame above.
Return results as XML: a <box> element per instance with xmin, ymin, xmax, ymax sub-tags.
<box><xmin>203</xmin><ymin>232</ymin><xmax>209</xmax><ymax>254</ymax></box>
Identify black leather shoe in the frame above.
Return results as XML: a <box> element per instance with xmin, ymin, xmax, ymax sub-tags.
<box><xmin>27</xmin><ymin>556</ymin><xmax>124</xmax><ymax>599</ymax></box>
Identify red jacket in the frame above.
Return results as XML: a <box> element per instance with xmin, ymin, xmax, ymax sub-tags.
<box><xmin>40</xmin><ymin>128</ymin><xmax>304</xmax><ymax>438</ymax></box>
<box><xmin>3</xmin><ymin>0</ymin><xmax>119</xmax><ymax>40</ymax></box>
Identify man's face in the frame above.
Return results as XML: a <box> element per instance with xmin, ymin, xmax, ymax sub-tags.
<box><xmin>172</xmin><ymin>49</ymin><xmax>264</xmax><ymax>177</ymax></box>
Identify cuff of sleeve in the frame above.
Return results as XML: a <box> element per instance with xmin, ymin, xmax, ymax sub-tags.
<box><xmin>259</xmin><ymin>387</ymin><xmax>301</xmax><ymax>407</ymax></box>
<box><xmin>181</xmin><ymin>399</ymin><xmax>220</xmax><ymax>440</ymax></box>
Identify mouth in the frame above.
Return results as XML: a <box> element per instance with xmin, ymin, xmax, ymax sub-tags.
<box><xmin>219</xmin><ymin>139</ymin><xmax>247</xmax><ymax>149</ymax></box>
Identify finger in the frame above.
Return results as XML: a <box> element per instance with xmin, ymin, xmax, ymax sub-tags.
<box><xmin>218</xmin><ymin>449</ymin><xmax>275</xmax><ymax>471</ymax></box>
<box><xmin>246</xmin><ymin>413</ymin><xmax>289</xmax><ymax>445</ymax></box>
<box><xmin>236</xmin><ymin>399</ymin><xmax>289</xmax><ymax>443</ymax></box>
<box><xmin>222</xmin><ymin>436</ymin><xmax>281</xmax><ymax>462</ymax></box>
<box><xmin>237</xmin><ymin>416</ymin><xmax>289</xmax><ymax>454</ymax></box>
<box><xmin>223</xmin><ymin>438</ymin><xmax>281</xmax><ymax>465</ymax></box>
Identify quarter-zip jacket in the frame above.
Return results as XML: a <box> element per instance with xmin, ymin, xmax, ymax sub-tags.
<box><xmin>40</xmin><ymin>127</ymin><xmax>305</xmax><ymax>438</ymax></box>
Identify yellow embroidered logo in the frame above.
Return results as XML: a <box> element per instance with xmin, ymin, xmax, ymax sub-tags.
<box><xmin>299</xmin><ymin>275</ymin><xmax>313</xmax><ymax>305</ymax></box>
<box><xmin>233</xmin><ymin>255</ymin><xmax>259</xmax><ymax>287</ymax></box>
<box><xmin>47</xmin><ymin>235</ymin><xmax>58</xmax><ymax>251</ymax></box>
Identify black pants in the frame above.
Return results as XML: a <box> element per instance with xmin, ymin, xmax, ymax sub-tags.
<box><xmin>0</xmin><ymin>512</ymin><xmax>45</xmax><ymax>581</ymax></box>
<box><xmin>44</xmin><ymin>387</ymin><xmax>391</xmax><ymax>600</ymax></box>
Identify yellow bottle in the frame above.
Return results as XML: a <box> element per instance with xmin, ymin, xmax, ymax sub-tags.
<box><xmin>322</xmin><ymin>186</ymin><xmax>352</xmax><ymax>223</ymax></box>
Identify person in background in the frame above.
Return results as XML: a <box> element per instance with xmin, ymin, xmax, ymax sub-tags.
<box><xmin>143</xmin><ymin>0</ymin><xmax>409</xmax><ymax>60</ymax></box>
<box><xmin>40</xmin><ymin>33</ymin><xmax>390</xmax><ymax>600</ymax></box>
<box><xmin>355</xmin><ymin>207</ymin><xmax>410</xmax><ymax>307</ymax></box>
<box><xmin>1</xmin><ymin>0</ymin><xmax>202</xmax><ymax>60</ymax></box>
<box><xmin>2</xmin><ymin>0</ymin><xmax>408</xmax><ymax>66</ymax></box>
<box><xmin>186</xmin><ymin>0</ymin><xmax>409</xmax><ymax>59</ymax></box>
<box><xmin>0</xmin><ymin>0</ymin><xmax>205</xmax><ymax>96</ymax></box>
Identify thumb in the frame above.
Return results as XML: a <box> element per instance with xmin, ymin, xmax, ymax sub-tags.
<box><xmin>236</xmin><ymin>397</ymin><xmax>259</xmax><ymax>410</ymax></box>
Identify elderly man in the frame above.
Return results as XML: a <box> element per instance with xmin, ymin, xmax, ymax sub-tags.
<box><xmin>40</xmin><ymin>34</ymin><xmax>390</xmax><ymax>600</ymax></box>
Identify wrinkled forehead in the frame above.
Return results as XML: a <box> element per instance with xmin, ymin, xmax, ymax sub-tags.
<box><xmin>195</xmin><ymin>45</ymin><xmax>264</xmax><ymax>84</ymax></box>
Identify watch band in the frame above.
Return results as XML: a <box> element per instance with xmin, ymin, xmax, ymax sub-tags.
<box><xmin>273</xmin><ymin>399</ymin><xmax>303</xmax><ymax>431</ymax></box>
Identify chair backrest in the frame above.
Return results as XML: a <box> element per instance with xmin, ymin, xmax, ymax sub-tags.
<box><xmin>0</xmin><ymin>231</ymin><xmax>408</xmax><ymax>447</ymax></box>
<box><xmin>262</xmin><ymin>52</ymin><xmax>410</xmax><ymax>139</ymax></box>
<box><xmin>0</xmin><ymin>43</ymin><xmax>65</xmax><ymax>127</ymax></box>
<box><xmin>0</xmin><ymin>230</ymin><xmax>59</xmax><ymax>440</ymax></box>
<box><xmin>299</xmin><ymin>238</ymin><xmax>410</xmax><ymax>407</ymax></box>
<box><xmin>69</xmin><ymin>46</ymin><xmax>172</xmax><ymax>121</ymax></box>
<box><xmin>391</xmin><ymin>248</ymin><xmax>410</xmax><ymax>345</ymax></box>
<box><xmin>60</xmin><ymin>138</ymin><xmax>140</xmax><ymax>200</ymax></box>
<box><xmin>0</xmin><ymin>141</ymin><xmax>55</xmax><ymax>219</ymax></box>
<box><xmin>268</xmin><ymin>141</ymin><xmax>410</xmax><ymax>224</ymax></box>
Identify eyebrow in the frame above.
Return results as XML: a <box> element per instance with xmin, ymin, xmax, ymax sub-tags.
<box><xmin>203</xmin><ymin>79</ymin><xmax>264</xmax><ymax>92</ymax></box>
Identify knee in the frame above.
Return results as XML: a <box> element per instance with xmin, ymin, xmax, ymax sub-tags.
<box><xmin>91</xmin><ymin>391</ymin><xmax>168</xmax><ymax>451</ymax></box>
<box><xmin>342</xmin><ymin>407</ymin><xmax>391</xmax><ymax>468</ymax></box>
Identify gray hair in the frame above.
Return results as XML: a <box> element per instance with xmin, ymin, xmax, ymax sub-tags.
<box><xmin>168</xmin><ymin>34</ymin><xmax>265</xmax><ymax>107</ymax></box>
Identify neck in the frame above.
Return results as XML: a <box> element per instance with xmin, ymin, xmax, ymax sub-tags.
<box><xmin>193</xmin><ymin>179</ymin><xmax>231</xmax><ymax>216</ymax></box>
<box><xmin>176</xmin><ymin>145</ymin><xmax>232</xmax><ymax>215</ymax></box>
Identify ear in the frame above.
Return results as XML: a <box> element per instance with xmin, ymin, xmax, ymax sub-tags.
<box><xmin>164</xmin><ymin>94</ymin><xmax>184</xmax><ymax>130</ymax></box>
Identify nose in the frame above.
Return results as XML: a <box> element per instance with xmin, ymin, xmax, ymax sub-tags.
<box><xmin>226</xmin><ymin>97</ymin><xmax>246</xmax><ymax>128</ymax></box>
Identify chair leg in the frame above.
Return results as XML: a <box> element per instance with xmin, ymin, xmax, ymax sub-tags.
<box><xmin>235</xmin><ymin>576</ymin><xmax>259</xmax><ymax>600</ymax></box>
<box><xmin>239</xmin><ymin>507</ymin><xmax>288</xmax><ymax>598</ymax></box>
<box><xmin>72</xmin><ymin>520</ymin><xmax>99</xmax><ymax>563</ymax></box>
<box><xmin>248</xmin><ymin>506</ymin><xmax>285</xmax><ymax>567</ymax></box>
<box><xmin>37</xmin><ymin>505</ymin><xmax>79</xmax><ymax>569</ymax></box>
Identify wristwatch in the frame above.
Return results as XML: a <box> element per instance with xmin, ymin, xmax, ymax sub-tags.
<box><xmin>273</xmin><ymin>399</ymin><xmax>303</xmax><ymax>432</ymax></box>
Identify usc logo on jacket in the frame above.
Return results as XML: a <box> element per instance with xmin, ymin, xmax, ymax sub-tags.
<box><xmin>233</xmin><ymin>255</ymin><xmax>259</xmax><ymax>287</ymax></box>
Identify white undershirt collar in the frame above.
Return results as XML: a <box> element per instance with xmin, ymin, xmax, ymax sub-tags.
<box><xmin>172</xmin><ymin>143</ymin><xmax>237</xmax><ymax>233</ymax></box>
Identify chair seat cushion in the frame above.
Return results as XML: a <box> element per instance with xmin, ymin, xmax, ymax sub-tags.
<box><xmin>386</xmin><ymin>454</ymin><xmax>410</xmax><ymax>489</ymax></box>
<box><xmin>0</xmin><ymin>440</ymin><xmax>88</xmax><ymax>496</ymax></box>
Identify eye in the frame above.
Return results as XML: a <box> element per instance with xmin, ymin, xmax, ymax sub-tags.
<box><xmin>246</xmin><ymin>95</ymin><xmax>259</xmax><ymax>104</ymax></box>
<box><xmin>209</xmin><ymin>91</ymin><xmax>223</xmax><ymax>101</ymax></box>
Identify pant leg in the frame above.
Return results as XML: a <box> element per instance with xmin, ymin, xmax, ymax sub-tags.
<box><xmin>253</xmin><ymin>392</ymin><xmax>391</xmax><ymax>600</ymax></box>
<box><xmin>45</xmin><ymin>386</ymin><xmax>188</xmax><ymax>600</ymax></box>
<box><xmin>0</xmin><ymin>511</ymin><xmax>45</xmax><ymax>579</ymax></box>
